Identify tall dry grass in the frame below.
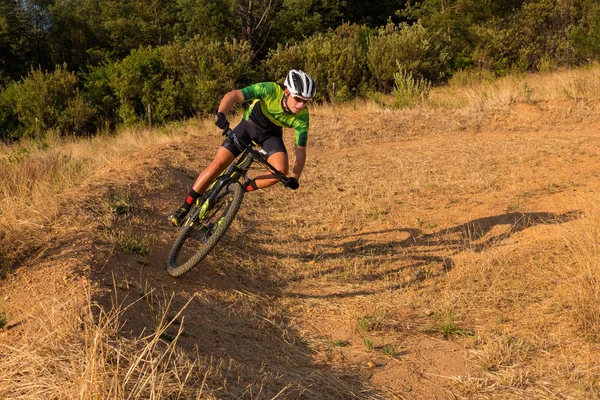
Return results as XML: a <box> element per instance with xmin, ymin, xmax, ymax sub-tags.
<box><xmin>0</xmin><ymin>279</ymin><xmax>220</xmax><ymax>399</ymax></box>
<box><xmin>559</xmin><ymin>201</ymin><xmax>600</xmax><ymax>340</ymax></box>
<box><xmin>424</xmin><ymin>200</ymin><xmax>600</xmax><ymax>398</ymax></box>
<box><xmin>429</xmin><ymin>64</ymin><xmax>600</xmax><ymax>111</ymax></box>
<box><xmin>0</xmin><ymin>120</ymin><xmax>217</xmax><ymax>269</ymax></box>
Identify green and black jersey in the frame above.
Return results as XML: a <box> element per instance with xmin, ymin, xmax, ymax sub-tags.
<box><xmin>241</xmin><ymin>82</ymin><xmax>309</xmax><ymax>147</ymax></box>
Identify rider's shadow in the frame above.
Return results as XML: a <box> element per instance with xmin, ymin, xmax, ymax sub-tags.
<box><xmin>425</xmin><ymin>210</ymin><xmax>582</xmax><ymax>254</ymax></box>
<box><xmin>296</xmin><ymin>210</ymin><xmax>582</xmax><ymax>270</ymax></box>
<box><xmin>241</xmin><ymin>210</ymin><xmax>582</xmax><ymax>293</ymax></box>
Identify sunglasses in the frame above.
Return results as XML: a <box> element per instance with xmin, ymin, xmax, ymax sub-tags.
<box><xmin>291</xmin><ymin>96</ymin><xmax>310</xmax><ymax>104</ymax></box>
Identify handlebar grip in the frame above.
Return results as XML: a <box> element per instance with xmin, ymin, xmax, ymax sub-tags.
<box><xmin>283</xmin><ymin>176</ymin><xmax>299</xmax><ymax>190</ymax></box>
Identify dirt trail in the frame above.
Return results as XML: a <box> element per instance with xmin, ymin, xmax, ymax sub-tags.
<box><xmin>3</xmin><ymin>101</ymin><xmax>600</xmax><ymax>398</ymax></box>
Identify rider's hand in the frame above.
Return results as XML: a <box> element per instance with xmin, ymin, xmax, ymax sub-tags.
<box><xmin>215</xmin><ymin>112</ymin><xmax>229</xmax><ymax>130</ymax></box>
<box><xmin>284</xmin><ymin>177</ymin><xmax>299</xmax><ymax>190</ymax></box>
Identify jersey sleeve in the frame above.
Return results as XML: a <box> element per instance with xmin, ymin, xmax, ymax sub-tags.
<box><xmin>293</xmin><ymin>113</ymin><xmax>309</xmax><ymax>147</ymax></box>
<box><xmin>240</xmin><ymin>82</ymin><xmax>274</xmax><ymax>102</ymax></box>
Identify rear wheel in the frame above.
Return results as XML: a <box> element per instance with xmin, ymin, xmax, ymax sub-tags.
<box><xmin>167</xmin><ymin>182</ymin><xmax>244</xmax><ymax>277</ymax></box>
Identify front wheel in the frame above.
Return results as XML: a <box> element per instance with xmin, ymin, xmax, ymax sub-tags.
<box><xmin>167</xmin><ymin>182</ymin><xmax>244</xmax><ymax>277</ymax></box>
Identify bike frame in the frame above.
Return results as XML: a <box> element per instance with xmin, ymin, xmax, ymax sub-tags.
<box><xmin>195</xmin><ymin>128</ymin><xmax>289</xmax><ymax>221</ymax></box>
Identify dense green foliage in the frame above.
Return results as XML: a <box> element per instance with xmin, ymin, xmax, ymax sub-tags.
<box><xmin>1</xmin><ymin>65</ymin><xmax>95</xmax><ymax>139</ymax></box>
<box><xmin>1</xmin><ymin>0</ymin><xmax>600</xmax><ymax>141</ymax></box>
<box><xmin>262</xmin><ymin>23</ymin><xmax>372</xmax><ymax>102</ymax></box>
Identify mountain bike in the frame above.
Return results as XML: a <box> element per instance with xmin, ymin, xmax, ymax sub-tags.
<box><xmin>166</xmin><ymin>127</ymin><xmax>295</xmax><ymax>277</ymax></box>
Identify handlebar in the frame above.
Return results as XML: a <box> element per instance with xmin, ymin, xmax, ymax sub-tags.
<box><xmin>222</xmin><ymin>128</ymin><xmax>294</xmax><ymax>187</ymax></box>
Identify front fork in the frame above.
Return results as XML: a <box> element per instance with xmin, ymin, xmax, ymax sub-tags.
<box><xmin>197</xmin><ymin>176</ymin><xmax>231</xmax><ymax>220</ymax></box>
<box><xmin>196</xmin><ymin>167</ymin><xmax>247</xmax><ymax>220</ymax></box>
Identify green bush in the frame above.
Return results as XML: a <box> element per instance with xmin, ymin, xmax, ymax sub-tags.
<box><xmin>162</xmin><ymin>37</ymin><xmax>255</xmax><ymax>115</ymax></box>
<box><xmin>57</xmin><ymin>96</ymin><xmax>97</xmax><ymax>134</ymax></box>
<box><xmin>568</xmin><ymin>3</ymin><xmax>600</xmax><ymax>64</ymax></box>
<box><xmin>392</xmin><ymin>66</ymin><xmax>431</xmax><ymax>108</ymax></box>
<box><xmin>0</xmin><ymin>84</ymin><xmax>22</xmax><ymax>141</ymax></box>
<box><xmin>82</xmin><ymin>38</ymin><xmax>255</xmax><ymax>128</ymax></box>
<box><xmin>262</xmin><ymin>23</ymin><xmax>373</xmax><ymax>102</ymax></box>
<box><xmin>82</xmin><ymin>65</ymin><xmax>120</xmax><ymax>132</ymax></box>
<box><xmin>8</xmin><ymin>65</ymin><xmax>96</xmax><ymax>138</ymax></box>
<box><xmin>106</xmin><ymin>47</ymin><xmax>166</xmax><ymax>126</ymax></box>
<box><xmin>368</xmin><ymin>22</ymin><xmax>448</xmax><ymax>92</ymax></box>
<box><xmin>154</xmin><ymin>78</ymin><xmax>185</xmax><ymax>123</ymax></box>
<box><xmin>165</xmin><ymin>36</ymin><xmax>255</xmax><ymax>114</ymax></box>
<box><xmin>471</xmin><ymin>0</ymin><xmax>592</xmax><ymax>74</ymax></box>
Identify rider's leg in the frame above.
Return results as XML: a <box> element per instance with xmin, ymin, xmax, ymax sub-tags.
<box><xmin>180</xmin><ymin>146</ymin><xmax>235</xmax><ymax>209</ymax></box>
<box><xmin>170</xmin><ymin>118</ymin><xmax>252</xmax><ymax>226</ymax></box>
<box><xmin>191</xmin><ymin>146</ymin><xmax>236</xmax><ymax>193</ymax></box>
<box><xmin>251</xmin><ymin>151</ymin><xmax>289</xmax><ymax>190</ymax></box>
<box><xmin>169</xmin><ymin>146</ymin><xmax>236</xmax><ymax>226</ymax></box>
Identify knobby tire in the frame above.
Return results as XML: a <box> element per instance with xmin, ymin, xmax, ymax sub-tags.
<box><xmin>167</xmin><ymin>182</ymin><xmax>244</xmax><ymax>277</ymax></box>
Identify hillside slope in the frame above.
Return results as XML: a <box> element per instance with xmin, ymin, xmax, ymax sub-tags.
<box><xmin>2</xmin><ymin>98</ymin><xmax>600</xmax><ymax>399</ymax></box>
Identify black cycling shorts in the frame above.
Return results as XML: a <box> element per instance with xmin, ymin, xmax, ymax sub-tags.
<box><xmin>221</xmin><ymin>118</ymin><xmax>287</xmax><ymax>158</ymax></box>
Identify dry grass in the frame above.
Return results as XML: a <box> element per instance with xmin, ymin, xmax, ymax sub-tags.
<box><xmin>423</xmin><ymin>201</ymin><xmax>600</xmax><ymax>398</ymax></box>
<box><xmin>1</xmin><ymin>275</ymin><xmax>354</xmax><ymax>399</ymax></box>
<box><xmin>2</xmin><ymin>65</ymin><xmax>600</xmax><ymax>398</ymax></box>
<box><xmin>430</xmin><ymin>64</ymin><xmax>600</xmax><ymax>111</ymax></box>
<box><xmin>0</xmin><ymin>279</ymin><xmax>224</xmax><ymax>399</ymax></box>
<box><xmin>558</xmin><ymin>201</ymin><xmax>600</xmax><ymax>341</ymax></box>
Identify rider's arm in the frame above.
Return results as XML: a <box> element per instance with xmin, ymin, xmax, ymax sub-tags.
<box><xmin>291</xmin><ymin>146</ymin><xmax>306</xmax><ymax>180</ymax></box>
<box><xmin>217</xmin><ymin>90</ymin><xmax>244</xmax><ymax>114</ymax></box>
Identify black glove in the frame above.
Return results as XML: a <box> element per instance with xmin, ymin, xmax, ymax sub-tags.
<box><xmin>284</xmin><ymin>177</ymin><xmax>299</xmax><ymax>190</ymax></box>
<box><xmin>215</xmin><ymin>112</ymin><xmax>229</xmax><ymax>130</ymax></box>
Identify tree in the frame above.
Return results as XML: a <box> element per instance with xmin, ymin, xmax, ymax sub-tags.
<box><xmin>0</xmin><ymin>0</ymin><xmax>35</xmax><ymax>84</ymax></box>
<box><xmin>341</xmin><ymin>0</ymin><xmax>406</xmax><ymax>26</ymax></box>
<box><xmin>270</xmin><ymin>0</ymin><xmax>342</xmax><ymax>44</ymax></box>
<box><xmin>175</xmin><ymin>0</ymin><xmax>232</xmax><ymax>42</ymax></box>
<box><xmin>569</xmin><ymin>0</ymin><xmax>600</xmax><ymax>63</ymax></box>
<box><xmin>47</xmin><ymin>0</ymin><xmax>109</xmax><ymax>72</ymax></box>
<box><xmin>225</xmin><ymin>0</ymin><xmax>284</xmax><ymax>56</ymax></box>
<box><xmin>99</xmin><ymin>0</ymin><xmax>178</xmax><ymax>58</ymax></box>
<box><xmin>0</xmin><ymin>0</ymin><xmax>56</xmax><ymax>84</ymax></box>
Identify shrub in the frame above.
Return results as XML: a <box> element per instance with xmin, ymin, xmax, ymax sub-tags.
<box><xmin>262</xmin><ymin>23</ymin><xmax>373</xmax><ymax>102</ymax></box>
<box><xmin>81</xmin><ymin>65</ymin><xmax>120</xmax><ymax>132</ymax></box>
<box><xmin>106</xmin><ymin>47</ymin><xmax>166</xmax><ymax>126</ymax></box>
<box><xmin>392</xmin><ymin>66</ymin><xmax>431</xmax><ymax>108</ymax></box>
<box><xmin>162</xmin><ymin>37</ymin><xmax>255</xmax><ymax>115</ymax></box>
<box><xmin>368</xmin><ymin>22</ymin><xmax>448</xmax><ymax>92</ymax></box>
<box><xmin>57</xmin><ymin>96</ymin><xmax>97</xmax><ymax>135</ymax></box>
<box><xmin>82</xmin><ymin>38</ymin><xmax>255</xmax><ymax>128</ymax></box>
<box><xmin>568</xmin><ymin>3</ymin><xmax>600</xmax><ymax>64</ymax></box>
<box><xmin>10</xmin><ymin>65</ymin><xmax>96</xmax><ymax>138</ymax></box>
<box><xmin>154</xmin><ymin>78</ymin><xmax>185</xmax><ymax>123</ymax></box>
<box><xmin>0</xmin><ymin>84</ymin><xmax>22</xmax><ymax>141</ymax></box>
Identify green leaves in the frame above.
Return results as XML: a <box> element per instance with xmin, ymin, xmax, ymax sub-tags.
<box><xmin>8</xmin><ymin>65</ymin><xmax>95</xmax><ymax>139</ymax></box>
<box><xmin>2</xmin><ymin>0</ymin><xmax>600</xmax><ymax>142</ymax></box>
<box><xmin>262</xmin><ymin>23</ymin><xmax>372</xmax><ymax>102</ymax></box>
<box><xmin>368</xmin><ymin>22</ymin><xmax>447</xmax><ymax>91</ymax></box>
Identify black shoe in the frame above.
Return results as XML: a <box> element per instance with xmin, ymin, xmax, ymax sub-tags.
<box><xmin>168</xmin><ymin>207</ymin><xmax>188</xmax><ymax>227</ymax></box>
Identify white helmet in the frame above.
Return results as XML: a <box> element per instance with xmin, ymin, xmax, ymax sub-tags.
<box><xmin>284</xmin><ymin>69</ymin><xmax>316</xmax><ymax>100</ymax></box>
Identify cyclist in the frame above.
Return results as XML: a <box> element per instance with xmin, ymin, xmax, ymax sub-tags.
<box><xmin>168</xmin><ymin>69</ymin><xmax>316</xmax><ymax>226</ymax></box>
